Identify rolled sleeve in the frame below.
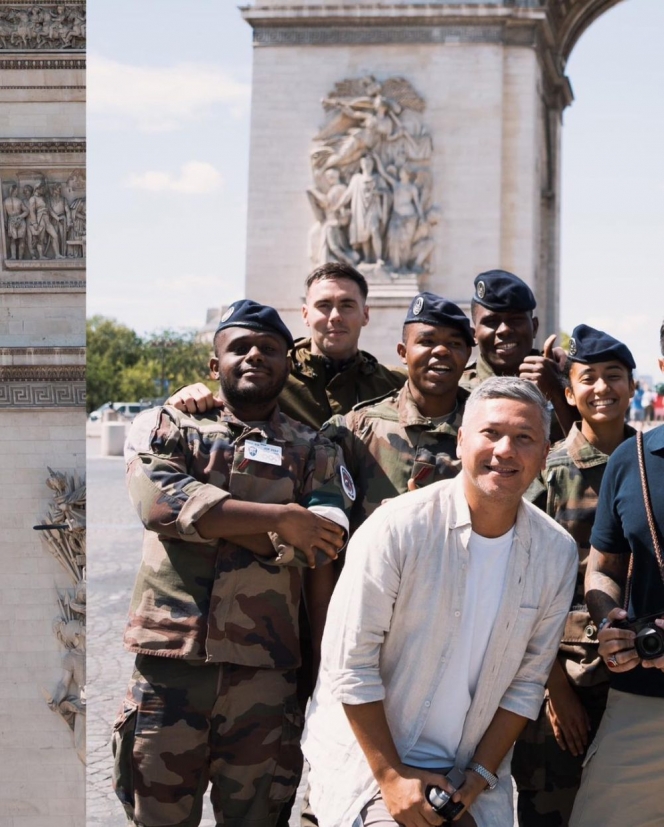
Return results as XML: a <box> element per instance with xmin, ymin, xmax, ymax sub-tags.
<box><xmin>125</xmin><ymin>406</ymin><xmax>230</xmax><ymax>543</ymax></box>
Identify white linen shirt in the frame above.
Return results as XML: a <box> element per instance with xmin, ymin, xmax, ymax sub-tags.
<box><xmin>302</xmin><ymin>475</ymin><xmax>577</xmax><ymax>827</ymax></box>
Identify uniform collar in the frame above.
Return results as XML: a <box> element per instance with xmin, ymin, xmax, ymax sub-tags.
<box><xmin>397</xmin><ymin>382</ymin><xmax>468</xmax><ymax>431</ymax></box>
<box><xmin>290</xmin><ymin>337</ymin><xmax>379</xmax><ymax>378</ymax></box>
<box><xmin>566</xmin><ymin>421</ymin><xmax>637</xmax><ymax>468</ymax></box>
<box><xmin>216</xmin><ymin>400</ymin><xmax>296</xmax><ymax>443</ymax></box>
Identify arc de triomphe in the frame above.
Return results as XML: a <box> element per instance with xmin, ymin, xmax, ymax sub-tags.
<box><xmin>241</xmin><ymin>0</ymin><xmax>621</xmax><ymax>363</ymax></box>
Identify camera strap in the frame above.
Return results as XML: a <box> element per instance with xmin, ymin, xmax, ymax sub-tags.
<box><xmin>624</xmin><ymin>430</ymin><xmax>664</xmax><ymax>611</ymax></box>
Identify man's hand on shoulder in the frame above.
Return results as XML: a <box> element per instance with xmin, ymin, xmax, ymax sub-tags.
<box><xmin>168</xmin><ymin>382</ymin><xmax>220</xmax><ymax>414</ymax></box>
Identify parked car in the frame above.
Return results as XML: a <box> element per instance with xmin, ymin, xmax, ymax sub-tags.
<box><xmin>88</xmin><ymin>401</ymin><xmax>149</xmax><ymax>422</ymax></box>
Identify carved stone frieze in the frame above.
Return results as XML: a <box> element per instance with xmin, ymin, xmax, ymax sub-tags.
<box><xmin>1</xmin><ymin>167</ymin><xmax>85</xmax><ymax>267</ymax></box>
<box><xmin>308</xmin><ymin>76</ymin><xmax>439</xmax><ymax>288</ymax></box>
<box><xmin>0</xmin><ymin>138</ymin><xmax>86</xmax><ymax>153</ymax></box>
<box><xmin>38</xmin><ymin>468</ymin><xmax>86</xmax><ymax>764</ymax></box>
<box><xmin>0</xmin><ymin>278</ymin><xmax>85</xmax><ymax>288</ymax></box>
<box><xmin>0</xmin><ymin>4</ymin><xmax>85</xmax><ymax>50</ymax></box>
<box><xmin>0</xmin><ymin>381</ymin><xmax>85</xmax><ymax>407</ymax></box>
<box><xmin>0</xmin><ymin>364</ymin><xmax>85</xmax><ymax>380</ymax></box>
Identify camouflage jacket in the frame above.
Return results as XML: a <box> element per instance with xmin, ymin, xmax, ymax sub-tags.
<box><xmin>123</xmin><ymin>403</ymin><xmax>353</xmax><ymax>668</ymax></box>
<box><xmin>279</xmin><ymin>337</ymin><xmax>407</xmax><ymax>430</ymax></box>
<box><xmin>461</xmin><ymin>350</ymin><xmax>566</xmax><ymax>443</ymax></box>
<box><xmin>536</xmin><ymin>422</ymin><xmax>636</xmax><ymax>687</ymax></box>
<box><xmin>321</xmin><ymin>383</ymin><xmax>467</xmax><ymax>534</ymax></box>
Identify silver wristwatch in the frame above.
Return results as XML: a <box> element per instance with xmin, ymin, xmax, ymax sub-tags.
<box><xmin>467</xmin><ymin>761</ymin><xmax>499</xmax><ymax>791</ymax></box>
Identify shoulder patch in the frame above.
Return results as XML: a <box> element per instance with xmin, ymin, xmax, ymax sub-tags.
<box><xmin>340</xmin><ymin>465</ymin><xmax>356</xmax><ymax>501</ymax></box>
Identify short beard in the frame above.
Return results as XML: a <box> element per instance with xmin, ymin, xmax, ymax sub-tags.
<box><xmin>219</xmin><ymin>371</ymin><xmax>288</xmax><ymax>410</ymax></box>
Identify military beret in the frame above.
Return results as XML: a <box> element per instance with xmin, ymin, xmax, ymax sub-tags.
<box><xmin>473</xmin><ymin>270</ymin><xmax>536</xmax><ymax>312</ymax></box>
<box><xmin>215</xmin><ymin>300</ymin><xmax>295</xmax><ymax>350</ymax></box>
<box><xmin>568</xmin><ymin>324</ymin><xmax>635</xmax><ymax>370</ymax></box>
<box><xmin>404</xmin><ymin>292</ymin><xmax>475</xmax><ymax>346</ymax></box>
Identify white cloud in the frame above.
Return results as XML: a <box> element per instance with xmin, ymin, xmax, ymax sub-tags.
<box><xmin>88</xmin><ymin>54</ymin><xmax>250</xmax><ymax>132</ymax></box>
<box><xmin>124</xmin><ymin>161</ymin><xmax>223</xmax><ymax>194</ymax></box>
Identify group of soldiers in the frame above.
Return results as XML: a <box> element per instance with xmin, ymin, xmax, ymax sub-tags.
<box><xmin>112</xmin><ymin>261</ymin><xmax>652</xmax><ymax>827</ymax></box>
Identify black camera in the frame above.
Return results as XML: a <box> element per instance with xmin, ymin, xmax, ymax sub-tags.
<box><xmin>426</xmin><ymin>767</ymin><xmax>466</xmax><ymax>822</ymax></box>
<box><xmin>615</xmin><ymin>611</ymin><xmax>664</xmax><ymax>660</ymax></box>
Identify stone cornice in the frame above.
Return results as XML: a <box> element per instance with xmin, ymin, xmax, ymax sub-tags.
<box><xmin>0</xmin><ymin>138</ymin><xmax>85</xmax><ymax>153</ymax></box>
<box><xmin>242</xmin><ymin>4</ymin><xmax>576</xmax><ymax>108</ymax></box>
<box><xmin>0</xmin><ymin>280</ymin><xmax>86</xmax><ymax>290</ymax></box>
<box><xmin>0</xmin><ymin>345</ymin><xmax>85</xmax><ymax>363</ymax></box>
<box><xmin>0</xmin><ymin>380</ymin><xmax>85</xmax><ymax>408</ymax></box>
<box><xmin>0</xmin><ymin>364</ymin><xmax>85</xmax><ymax>381</ymax></box>
<box><xmin>0</xmin><ymin>57</ymin><xmax>85</xmax><ymax>68</ymax></box>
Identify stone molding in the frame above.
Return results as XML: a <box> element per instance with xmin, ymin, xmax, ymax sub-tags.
<box><xmin>0</xmin><ymin>364</ymin><xmax>85</xmax><ymax>380</ymax></box>
<box><xmin>0</xmin><ymin>139</ymin><xmax>85</xmax><ymax>154</ymax></box>
<box><xmin>0</xmin><ymin>380</ymin><xmax>85</xmax><ymax>407</ymax></box>
<box><xmin>0</xmin><ymin>344</ymin><xmax>85</xmax><ymax>359</ymax></box>
<box><xmin>252</xmin><ymin>24</ymin><xmax>538</xmax><ymax>46</ymax></box>
<box><xmin>0</xmin><ymin>57</ymin><xmax>85</xmax><ymax>67</ymax></box>
<box><xmin>0</xmin><ymin>278</ymin><xmax>85</xmax><ymax>289</ymax></box>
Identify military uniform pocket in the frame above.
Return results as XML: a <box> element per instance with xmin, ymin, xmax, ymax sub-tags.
<box><xmin>269</xmin><ymin>701</ymin><xmax>304</xmax><ymax>805</ymax></box>
<box><xmin>112</xmin><ymin>699</ymin><xmax>139</xmax><ymax>819</ymax></box>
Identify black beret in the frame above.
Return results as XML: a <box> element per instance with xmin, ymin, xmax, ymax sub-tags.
<box><xmin>404</xmin><ymin>292</ymin><xmax>475</xmax><ymax>346</ymax></box>
<box><xmin>568</xmin><ymin>324</ymin><xmax>635</xmax><ymax>370</ymax></box>
<box><xmin>215</xmin><ymin>300</ymin><xmax>294</xmax><ymax>350</ymax></box>
<box><xmin>473</xmin><ymin>270</ymin><xmax>536</xmax><ymax>312</ymax></box>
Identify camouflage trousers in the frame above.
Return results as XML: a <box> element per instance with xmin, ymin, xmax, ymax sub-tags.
<box><xmin>112</xmin><ymin>655</ymin><xmax>303</xmax><ymax>827</ymax></box>
<box><xmin>512</xmin><ymin>682</ymin><xmax>609</xmax><ymax>827</ymax></box>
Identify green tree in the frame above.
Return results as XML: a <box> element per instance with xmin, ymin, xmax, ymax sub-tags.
<box><xmin>87</xmin><ymin>316</ymin><xmax>214</xmax><ymax>413</ymax></box>
<box><xmin>86</xmin><ymin>316</ymin><xmax>143</xmax><ymax>412</ymax></box>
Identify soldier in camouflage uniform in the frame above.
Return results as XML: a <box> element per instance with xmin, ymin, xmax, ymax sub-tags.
<box><xmin>322</xmin><ymin>292</ymin><xmax>473</xmax><ymax>536</ymax></box>
<box><xmin>171</xmin><ymin>263</ymin><xmax>405</xmax><ymax>430</ymax></box>
<box><xmin>512</xmin><ymin>324</ymin><xmax>637</xmax><ymax>827</ymax></box>
<box><xmin>278</xmin><ymin>262</ymin><xmax>406</xmax><ymax>429</ymax></box>
<box><xmin>462</xmin><ymin>269</ymin><xmax>574</xmax><ymax>441</ymax></box>
<box><xmin>112</xmin><ymin>300</ymin><xmax>354</xmax><ymax>827</ymax></box>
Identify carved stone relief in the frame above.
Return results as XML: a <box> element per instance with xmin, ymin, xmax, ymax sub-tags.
<box><xmin>0</xmin><ymin>4</ymin><xmax>85</xmax><ymax>50</ymax></box>
<box><xmin>308</xmin><ymin>76</ymin><xmax>439</xmax><ymax>286</ymax></box>
<box><xmin>1</xmin><ymin>168</ymin><xmax>85</xmax><ymax>268</ymax></box>
<box><xmin>38</xmin><ymin>467</ymin><xmax>86</xmax><ymax>764</ymax></box>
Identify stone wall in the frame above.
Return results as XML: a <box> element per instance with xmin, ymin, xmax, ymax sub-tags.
<box><xmin>0</xmin><ymin>2</ymin><xmax>85</xmax><ymax>823</ymax></box>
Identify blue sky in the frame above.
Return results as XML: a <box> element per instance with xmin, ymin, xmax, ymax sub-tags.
<box><xmin>87</xmin><ymin>0</ymin><xmax>664</xmax><ymax>378</ymax></box>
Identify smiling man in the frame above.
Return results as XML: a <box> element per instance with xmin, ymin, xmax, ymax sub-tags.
<box><xmin>322</xmin><ymin>292</ymin><xmax>473</xmax><ymax>535</ymax></box>
<box><xmin>463</xmin><ymin>270</ymin><xmax>574</xmax><ymax>439</ymax></box>
<box><xmin>303</xmin><ymin>377</ymin><xmax>577</xmax><ymax>827</ymax></box>
<box><xmin>278</xmin><ymin>262</ymin><xmax>406</xmax><ymax>429</ymax></box>
<box><xmin>112</xmin><ymin>300</ymin><xmax>354</xmax><ymax>827</ymax></box>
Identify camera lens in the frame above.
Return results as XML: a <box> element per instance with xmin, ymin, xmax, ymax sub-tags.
<box><xmin>635</xmin><ymin>627</ymin><xmax>664</xmax><ymax>659</ymax></box>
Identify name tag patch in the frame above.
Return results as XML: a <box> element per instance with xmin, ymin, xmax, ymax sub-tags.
<box><xmin>244</xmin><ymin>439</ymin><xmax>283</xmax><ymax>466</ymax></box>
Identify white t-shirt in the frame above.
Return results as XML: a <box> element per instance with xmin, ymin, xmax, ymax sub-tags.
<box><xmin>406</xmin><ymin>527</ymin><xmax>515</xmax><ymax>767</ymax></box>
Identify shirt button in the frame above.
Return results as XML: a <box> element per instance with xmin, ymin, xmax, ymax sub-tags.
<box><xmin>425</xmin><ymin>700</ymin><xmax>431</xmax><ymax>708</ymax></box>
<box><xmin>455</xmin><ymin>611</ymin><xmax>461</xmax><ymax>617</ymax></box>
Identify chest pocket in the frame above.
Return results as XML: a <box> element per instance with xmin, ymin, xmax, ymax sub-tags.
<box><xmin>229</xmin><ymin>439</ymin><xmax>306</xmax><ymax>505</ymax></box>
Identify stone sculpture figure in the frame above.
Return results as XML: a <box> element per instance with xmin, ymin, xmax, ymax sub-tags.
<box><xmin>49</xmin><ymin>182</ymin><xmax>71</xmax><ymax>256</ymax></box>
<box><xmin>28</xmin><ymin>182</ymin><xmax>63</xmax><ymax>259</ymax></box>
<box><xmin>3</xmin><ymin>183</ymin><xmax>28</xmax><ymax>260</ymax></box>
<box><xmin>67</xmin><ymin>196</ymin><xmax>86</xmax><ymax>258</ymax></box>
<box><xmin>309</xmin><ymin>76</ymin><xmax>438</xmax><ymax>280</ymax></box>
<box><xmin>0</xmin><ymin>5</ymin><xmax>86</xmax><ymax>50</ymax></box>
<box><xmin>336</xmin><ymin>155</ymin><xmax>388</xmax><ymax>264</ymax></box>
<box><xmin>43</xmin><ymin>619</ymin><xmax>86</xmax><ymax>764</ymax></box>
<box><xmin>307</xmin><ymin>168</ymin><xmax>358</xmax><ymax>267</ymax></box>
<box><xmin>39</xmin><ymin>468</ymin><xmax>86</xmax><ymax>764</ymax></box>
<box><xmin>374</xmin><ymin>155</ymin><xmax>424</xmax><ymax>271</ymax></box>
